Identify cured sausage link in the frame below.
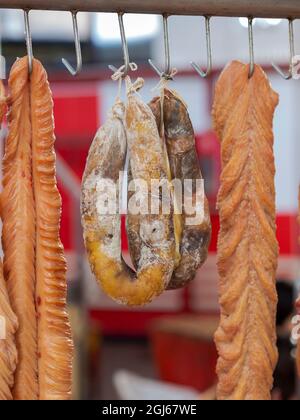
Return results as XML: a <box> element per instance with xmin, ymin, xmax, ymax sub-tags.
<box><xmin>2</xmin><ymin>58</ymin><xmax>38</xmax><ymax>400</ymax></box>
<box><xmin>81</xmin><ymin>86</ymin><xmax>175</xmax><ymax>306</ymax></box>
<box><xmin>213</xmin><ymin>61</ymin><xmax>279</xmax><ymax>400</ymax></box>
<box><xmin>0</xmin><ymin>82</ymin><xmax>18</xmax><ymax>401</ymax></box>
<box><xmin>31</xmin><ymin>59</ymin><xmax>73</xmax><ymax>400</ymax></box>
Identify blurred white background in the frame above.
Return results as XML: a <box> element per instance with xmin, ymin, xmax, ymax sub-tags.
<box><xmin>0</xmin><ymin>10</ymin><xmax>299</xmax><ymax>67</ymax></box>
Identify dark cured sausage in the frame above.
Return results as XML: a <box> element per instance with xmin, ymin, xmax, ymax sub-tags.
<box><xmin>2</xmin><ymin>57</ymin><xmax>38</xmax><ymax>400</ymax></box>
<box><xmin>81</xmin><ymin>80</ymin><xmax>176</xmax><ymax>306</ymax></box>
<box><xmin>127</xmin><ymin>88</ymin><xmax>211</xmax><ymax>289</ymax></box>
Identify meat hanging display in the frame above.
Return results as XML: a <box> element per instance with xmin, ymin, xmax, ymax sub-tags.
<box><xmin>81</xmin><ymin>78</ymin><xmax>176</xmax><ymax>306</ymax></box>
<box><xmin>213</xmin><ymin>61</ymin><xmax>279</xmax><ymax>400</ymax></box>
<box><xmin>0</xmin><ymin>82</ymin><xmax>18</xmax><ymax>401</ymax></box>
<box><xmin>2</xmin><ymin>56</ymin><xmax>73</xmax><ymax>400</ymax></box>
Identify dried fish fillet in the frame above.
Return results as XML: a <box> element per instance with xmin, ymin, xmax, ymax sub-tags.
<box><xmin>0</xmin><ymin>261</ymin><xmax>18</xmax><ymax>401</ymax></box>
<box><xmin>81</xmin><ymin>79</ymin><xmax>176</xmax><ymax>306</ymax></box>
<box><xmin>31</xmin><ymin>58</ymin><xmax>73</xmax><ymax>400</ymax></box>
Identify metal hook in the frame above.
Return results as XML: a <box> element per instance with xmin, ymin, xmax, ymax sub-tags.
<box><xmin>149</xmin><ymin>14</ymin><xmax>173</xmax><ymax>80</ymax></box>
<box><xmin>191</xmin><ymin>16</ymin><xmax>212</xmax><ymax>78</ymax></box>
<box><xmin>62</xmin><ymin>11</ymin><xmax>82</xmax><ymax>76</ymax></box>
<box><xmin>24</xmin><ymin>10</ymin><xmax>33</xmax><ymax>74</ymax></box>
<box><xmin>272</xmin><ymin>19</ymin><xmax>295</xmax><ymax>80</ymax></box>
<box><xmin>108</xmin><ymin>13</ymin><xmax>130</xmax><ymax>78</ymax></box>
<box><xmin>248</xmin><ymin>17</ymin><xmax>255</xmax><ymax>78</ymax></box>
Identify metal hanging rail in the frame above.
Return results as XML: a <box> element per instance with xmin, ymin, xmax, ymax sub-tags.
<box><xmin>0</xmin><ymin>0</ymin><xmax>299</xmax><ymax>19</ymax></box>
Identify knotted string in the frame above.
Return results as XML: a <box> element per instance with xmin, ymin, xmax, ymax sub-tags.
<box><xmin>111</xmin><ymin>63</ymin><xmax>138</xmax><ymax>99</ymax></box>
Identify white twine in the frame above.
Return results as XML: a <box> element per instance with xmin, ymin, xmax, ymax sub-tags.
<box><xmin>111</xmin><ymin>62</ymin><xmax>138</xmax><ymax>99</ymax></box>
<box><xmin>151</xmin><ymin>68</ymin><xmax>178</xmax><ymax>94</ymax></box>
<box><xmin>125</xmin><ymin>76</ymin><xmax>145</xmax><ymax>96</ymax></box>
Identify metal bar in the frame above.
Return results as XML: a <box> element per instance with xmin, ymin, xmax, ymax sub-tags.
<box><xmin>0</xmin><ymin>0</ymin><xmax>299</xmax><ymax>18</ymax></box>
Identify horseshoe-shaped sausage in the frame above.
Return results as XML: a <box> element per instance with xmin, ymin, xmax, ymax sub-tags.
<box><xmin>81</xmin><ymin>82</ymin><xmax>176</xmax><ymax>306</ymax></box>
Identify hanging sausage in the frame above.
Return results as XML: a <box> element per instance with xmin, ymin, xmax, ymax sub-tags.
<box><xmin>213</xmin><ymin>61</ymin><xmax>279</xmax><ymax>400</ymax></box>
<box><xmin>296</xmin><ymin>188</ymin><xmax>300</xmax><ymax>376</ymax></box>
<box><xmin>151</xmin><ymin>88</ymin><xmax>211</xmax><ymax>288</ymax></box>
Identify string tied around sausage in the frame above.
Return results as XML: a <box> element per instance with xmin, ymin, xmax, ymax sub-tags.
<box><xmin>152</xmin><ymin>68</ymin><xmax>178</xmax><ymax>94</ymax></box>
